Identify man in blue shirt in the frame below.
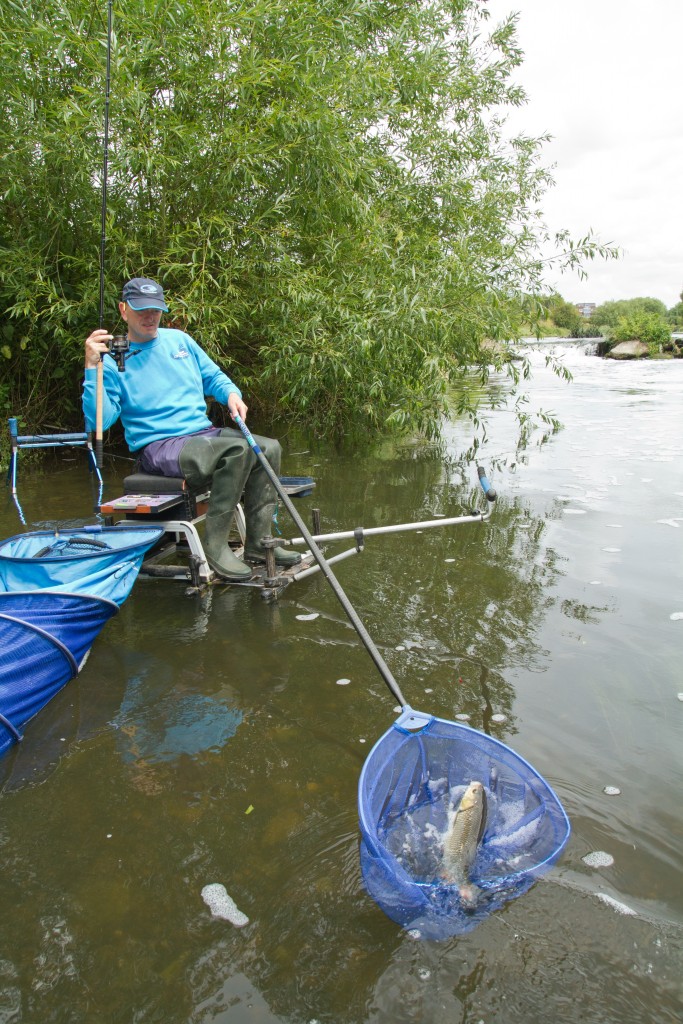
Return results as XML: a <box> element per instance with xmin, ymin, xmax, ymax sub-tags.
<box><xmin>83</xmin><ymin>277</ymin><xmax>301</xmax><ymax>581</ymax></box>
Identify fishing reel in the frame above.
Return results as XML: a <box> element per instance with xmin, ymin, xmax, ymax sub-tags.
<box><xmin>107</xmin><ymin>334</ymin><xmax>131</xmax><ymax>372</ymax></box>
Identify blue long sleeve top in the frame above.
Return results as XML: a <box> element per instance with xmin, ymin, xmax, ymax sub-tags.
<box><xmin>82</xmin><ymin>328</ymin><xmax>241</xmax><ymax>452</ymax></box>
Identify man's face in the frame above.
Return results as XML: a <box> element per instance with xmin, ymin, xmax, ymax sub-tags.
<box><xmin>119</xmin><ymin>302</ymin><xmax>162</xmax><ymax>343</ymax></box>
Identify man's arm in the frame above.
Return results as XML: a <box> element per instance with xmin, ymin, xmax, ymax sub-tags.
<box><xmin>186</xmin><ymin>335</ymin><xmax>249</xmax><ymax>420</ymax></box>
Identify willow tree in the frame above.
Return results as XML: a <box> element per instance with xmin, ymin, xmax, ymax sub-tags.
<box><xmin>0</xmin><ymin>0</ymin><xmax>613</xmax><ymax>440</ymax></box>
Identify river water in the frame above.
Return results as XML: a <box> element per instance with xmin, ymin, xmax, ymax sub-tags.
<box><xmin>1</xmin><ymin>341</ymin><xmax>681</xmax><ymax>1023</ymax></box>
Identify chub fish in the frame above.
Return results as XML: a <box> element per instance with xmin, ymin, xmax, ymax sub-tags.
<box><xmin>441</xmin><ymin>780</ymin><xmax>487</xmax><ymax>906</ymax></box>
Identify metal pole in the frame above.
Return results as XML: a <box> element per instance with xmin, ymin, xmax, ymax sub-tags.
<box><xmin>287</xmin><ymin>511</ymin><xmax>492</xmax><ymax>547</ymax></box>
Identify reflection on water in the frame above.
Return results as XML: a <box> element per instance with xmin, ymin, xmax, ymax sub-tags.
<box><xmin>1</xmin><ymin>342</ymin><xmax>682</xmax><ymax>1022</ymax></box>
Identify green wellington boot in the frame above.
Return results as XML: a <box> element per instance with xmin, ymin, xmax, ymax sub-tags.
<box><xmin>203</xmin><ymin>508</ymin><xmax>253</xmax><ymax>581</ymax></box>
<box><xmin>244</xmin><ymin>501</ymin><xmax>302</xmax><ymax>567</ymax></box>
<box><xmin>179</xmin><ymin>436</ymin><xmax>253</xmax><ymax>582</ymax></box>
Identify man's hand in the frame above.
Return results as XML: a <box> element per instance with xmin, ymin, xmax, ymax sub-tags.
<box><xmin>227</xmin><ymin>392</ymin><xmax>248</xmax><ymax>422</ymax></box>
<box><xmin>85</xmin><ymin>329</ymin><xmax>113</xmax><ymax>369</ymax></box>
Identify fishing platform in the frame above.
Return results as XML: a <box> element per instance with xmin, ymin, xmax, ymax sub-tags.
<box><xmin>6</xmin><ymin>417</ymin><xmax>497</xmax><ymax>601</ymax></box>
<box><xmin>98</xmin><ymin>470</ymin><xmax>320</xmax><ymax>598</ymax></box>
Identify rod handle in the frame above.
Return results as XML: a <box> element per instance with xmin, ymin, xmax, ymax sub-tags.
<box><xmin>95</xmin><ymin>359</ymin><xmax>104</xmax><ymax>469</ymax></box>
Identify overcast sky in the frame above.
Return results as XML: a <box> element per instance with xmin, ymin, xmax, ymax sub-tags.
<box><xmin>484</xmin><ymin>0</ymin><xmax>683</xmax><ymax>308</ymax></box>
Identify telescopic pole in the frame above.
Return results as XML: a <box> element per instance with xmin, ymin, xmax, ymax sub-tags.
<box><xmin>95</xmin><ymin>0</ymin><xmax>113</xmax><ymax>471</ymax></box>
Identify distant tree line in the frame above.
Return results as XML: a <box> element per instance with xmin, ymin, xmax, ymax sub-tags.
<box><xmin>543</xmin><ymin>293</ymin><xmax>682</xmax><ymax>345</ymax></box>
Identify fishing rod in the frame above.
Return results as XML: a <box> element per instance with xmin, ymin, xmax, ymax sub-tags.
<box><xmin>95</xmin><ymin>0</ymin><xmax>114</xmax><ymax>471</ymax></box>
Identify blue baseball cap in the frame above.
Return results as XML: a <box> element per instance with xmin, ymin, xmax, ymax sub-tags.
<box><xmin>121</xmin><ymin>277</ymin><xmax>169</xmax><ymax>311</ymax></box>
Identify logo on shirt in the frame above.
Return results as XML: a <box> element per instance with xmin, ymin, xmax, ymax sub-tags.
<box><xmin>173</xmin><ymin>347</ymin><xmax>189</xmax><ymax>359</ymax></box>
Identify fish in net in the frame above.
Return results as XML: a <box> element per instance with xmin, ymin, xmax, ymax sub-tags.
<box><xmin>358</xmin><ymin>710</ymin><xmax>570</xmax><ymax>939</ymax></box>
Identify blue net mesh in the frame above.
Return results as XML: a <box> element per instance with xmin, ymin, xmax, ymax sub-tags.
<box><xmin>358</xmin><ymin>709</ymin><xmax>570</xmax><ymax>939</ymax></box>
<box><xmin>0</xmin><ymin>592</ymin><xmax>118</xmax><ymax>758</ymax></box>
<box><xmin>0</xmin><ymin>526</ymin><xmax>163</xmax><ymax>760</ymax></box>
<box><xmin>0</xmin><ymin>525</ymin><xmax>164</xmax><ymax>605</ymax></box>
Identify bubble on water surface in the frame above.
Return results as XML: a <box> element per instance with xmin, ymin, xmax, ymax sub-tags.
<box><xmin>582</xmin><ymin>851</ymin><xmax>614</xmax><ymax>868</ymax></box>
<box><xmin>596</xmin><ymin>893</ymin><xmax>636</xmax><ymax>916</ymax></box>
<box><xmin>602</xmin><ymin>547</ymin><xmax>621</xmax><ymax>553</ymax></box>
<box><xmin>589</xmin><ymin>580</ymin><xmax>602</xmax><ymax>585</ymax></box>
<box><xmin>606</xmin><ymin>524</ymin><xmax>623</xmax><ymax>529</ymax></box>
<box><xmin>603</xmin><ymin>786</ymin><xmax>621</xmax><ymax>796</ymax></box>
<box><xmin>677</xmin><ymin>693</ymin><xmax>683</xmax><ymax>702</ymax></box>
<box><xmin>444</xmin><ymin>557</ymin><xmax>456</xmax><ymax>563</ymax></box>
<box><xmin>563</xmin><ymin>508</ymin><xmax>587</xmax><ymax>515</ymax></box>
<box><xmin>336</xmin><ymin>678</ymin><xmax>351</xmax><ymax>686</ymax></box>
<box><xmin>455</xmin><ymin>713</ymin><xmax>470</xmax><ymax>722</ymax></box>
<box><xmin>296</xmin><ymin>613</ymin><xmax>319</xmax><ymax>621</ymax></box>
<box><xmin>670</xmin><ymin>612</ymin><xmax>683</xmax><ymax>621</ymax></box>
<box><xmin>657</xmin><ymin>519</ymin><xmax>681</xmax><ymax>528</ymax></box>
<box><xmin>417</xmin><ymin>968</ymin><xmax>431</xmax><ymax>980</ymax></box>
<box><xmin>491</xmin><ymin>713</ymin><xmax>507</xmax><ymax>723</ymax></box>
<box><xmin>201</xmin><ymin>884</ymin><xmax>249</xmax><ymax>927</ymax></box>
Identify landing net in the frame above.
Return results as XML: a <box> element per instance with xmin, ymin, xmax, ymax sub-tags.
<box><xmin>358</xmin><ymin>709</ymin><xmax>570</xmax><ymax>939</ymax></box>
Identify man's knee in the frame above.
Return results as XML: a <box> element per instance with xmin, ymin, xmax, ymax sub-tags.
<box><xmin>257</xmin><ymin>435</ymin><xmax>281</xmax><ymax>463</ymax></box>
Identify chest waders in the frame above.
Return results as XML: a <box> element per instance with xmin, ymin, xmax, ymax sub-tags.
<box><xmin>178</xmin><ymin>430</ymin><xmax>301</xmax><ymax>581</ymax></box>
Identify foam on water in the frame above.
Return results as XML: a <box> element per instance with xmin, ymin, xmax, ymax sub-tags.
<box><xmin>201</xmin><ymin>883</ymin><xmax>249</xmax><ymax>927</ymax></box>
<box><xmin>669</xmin><ymin>612</ymin><xmax>683</xmax><ymax>621</ymax></box>
<box><xmin>487</xmin><ymin>815</ymin><xmax>540</xmax><ymax>851</ymax></box>
<box><xmin>582</xmin><ymin>851</ymin><xmax>614</xmax><ymax>868</ymax></box>
<box><xmin>603</xmin><ymin>786</ymin><xmax>621</xmax><ymax>796</ymax></box>
<box><xmin>596</xmin><ymin>893</ymin><xmax>636</xmax><ymax>916</ymax></box>
<box><xmin>296</xmin><ymin>613</ymin><xmax>319</xmax><ymax>621</ymax></box>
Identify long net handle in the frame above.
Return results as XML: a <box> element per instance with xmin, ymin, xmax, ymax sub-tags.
<box><xmin>234</xmin><ymin>415</ymin><xmax>408</xmax><ymax>709</ymax></box>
